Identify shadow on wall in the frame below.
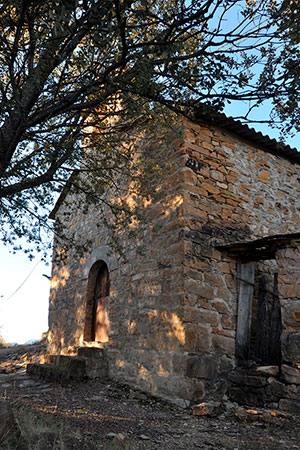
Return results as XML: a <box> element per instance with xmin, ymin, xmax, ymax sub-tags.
<box><xmin>47</xmin><ymin>129</ymin><xmax>243</xmax><ymax>402</ymax></box>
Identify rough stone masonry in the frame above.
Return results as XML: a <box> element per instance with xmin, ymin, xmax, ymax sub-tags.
<box><xmin>48</xmin><ymin>114</ymin><xmax>300</xmax><ymax>411</ymax></box>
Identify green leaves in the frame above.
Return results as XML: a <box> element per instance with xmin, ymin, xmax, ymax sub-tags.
<box><xmin>0</xmin><ymin>0</ymin><xmax>299</xmax><ymax>256</ymax></box>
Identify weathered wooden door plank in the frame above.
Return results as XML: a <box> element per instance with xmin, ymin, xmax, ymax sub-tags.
<box><xmin>236</xmin><ymin>262</ymin><xmax>255</xmax><ymax>360</ymax></box>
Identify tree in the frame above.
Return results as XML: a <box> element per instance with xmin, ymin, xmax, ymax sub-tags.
<box><xmin>0</xmin><ymin>0</ymin><xmax>296</xmax><ymax>256</ymax></box>
<box><xmin>262</xmin><ymin>0</ymin><xmax>300</xmax><ymax>136</ymax></box>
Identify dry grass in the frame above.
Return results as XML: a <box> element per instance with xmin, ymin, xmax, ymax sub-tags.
<box><xmin>1</xmin><ymin>402</ymin><xmax>136</xmax><ymax>450</ymax></box>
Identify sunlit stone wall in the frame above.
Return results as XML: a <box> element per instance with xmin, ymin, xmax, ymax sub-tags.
<box><xmin>48</xmin><ymin>117</ymin><xmax>300</xmax><ymax>407</ymax></box>
<box><xmin>176</xmin><ymin>119</ymin><xmax>300</xmax><ymax>406</ymax></box>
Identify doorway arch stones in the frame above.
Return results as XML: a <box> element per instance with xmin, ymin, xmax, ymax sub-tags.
<box><xmin>82</xmin><ymin>245</ymin><xmax>118</xmax><ymax>280</ymax></box>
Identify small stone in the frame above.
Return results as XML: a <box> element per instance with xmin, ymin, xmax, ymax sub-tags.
<box><xmin>256</xmin><ymin>366</ymin><xmax>279</xmax><ymax>377</ymax></box>
<box><xmin>281</xmin><ymin>365</ymin><xmax>300</xmax><ymax>385</ymax></box>
<box><xmin>140</xmin><ymin>434</ymin><xmax>151</xmax><ymax>440</ymax></box>
<box><xmin>116</xmin><ymin>433</ymin><xmax>126</xmax><ymax>441</ymax></box>
<box><xmin>192</xmin><ymin>401</ymin><xmax>224</xmax><ymax>417</ymax></box>
<box><xmin>106</xmin><ymin>432</ymin><xmax>116</xmax><ymax>439</ymax></box>
<box><xmin>266</xmin><ymin>378</ymin><xmax>290</xmax><ymax>400</ymax></box>
<box><xmin>235</xmin><ymin>407</ymin><xmax>291</xmax><ymax>424</ymax></box>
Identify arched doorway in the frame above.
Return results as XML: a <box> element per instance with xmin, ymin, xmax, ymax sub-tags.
<box><xmin>84</xmin><ymin>261</ymin><xmax>110</xmax><ymax>342</ymax></box>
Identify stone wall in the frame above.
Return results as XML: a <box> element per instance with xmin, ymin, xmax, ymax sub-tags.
<box><xmin>169</xmin><ymin>119</ymin><xmax>300</xmax><ymax>405</ymax></box>
<box><xmin>48</xmin><ymin>117</ymin><xmax>300</xmax><ymax>407</ymax></box>
<box><xmin>180</xmin><ymin>119</ymin><xmax>300</xmax><ymax>238</ymax></box>
<box><xmin>277</xmin><ymin>242</ymin><xmax>300</xmax><ymax>414</ymax></box>
<box><xmin>49</xmin><ymin>127</ymin><xmax>198</xmax><ymax>406</ymax></box>
<box><xmin>277</xmin><ymin>243</ymin><xmax>300</xmax><ymax>351</ymax></box>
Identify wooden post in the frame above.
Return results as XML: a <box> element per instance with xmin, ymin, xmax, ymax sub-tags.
<box><xmin>236</xmin><ymin>262</ymin><xmax>255</xmax><ymax>360</ymax></box>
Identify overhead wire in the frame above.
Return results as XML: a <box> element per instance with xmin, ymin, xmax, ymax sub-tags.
<box><xmin>2</xmin><ymin>257</ymin><xmax>42</xmax><ymax>301</ymax></box>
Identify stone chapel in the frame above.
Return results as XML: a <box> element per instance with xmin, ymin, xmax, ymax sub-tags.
<box><xmin>45</xmin><ymin>111</ymin><xmax>300</xmax><ymax>411</ymax></box>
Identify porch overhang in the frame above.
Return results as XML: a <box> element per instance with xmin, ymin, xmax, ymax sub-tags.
<box><xmin>215</xmin><ymin>232</ymin><xmax>300</xmax><ymax>261</ymax></box>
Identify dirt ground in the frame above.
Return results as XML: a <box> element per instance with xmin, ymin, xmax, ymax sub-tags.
<box><xmin>1</xmin><ymin>344</ymin><xmax>300</xmax><ymax>449</ymax></box>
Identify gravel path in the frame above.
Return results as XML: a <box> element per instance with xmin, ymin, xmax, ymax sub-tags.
<box><xmin>1</xmin><ymin>344</ymin><xmax>300</xmax><ymax>449</ymax></box>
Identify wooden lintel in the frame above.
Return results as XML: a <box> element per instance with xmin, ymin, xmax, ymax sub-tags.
<box><xmin>224</xmin><ymin>247</ymin><xmax>276</xmax><ymax>261</ymax></box>
<box><xmin>215</xmin><ymin>231</ymin><xmax>300</xmax><ymax>261</ymax></box>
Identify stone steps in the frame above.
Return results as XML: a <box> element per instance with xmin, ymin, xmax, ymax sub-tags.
<box><xmin>77</xmin><ymin>347</ymin><xmax>108</xmax><ymax>379</ymax></box>
<box><xmin>26</xmin><ymin>347</ymin><xmax>108</xmax><ymax>382</ymax></box>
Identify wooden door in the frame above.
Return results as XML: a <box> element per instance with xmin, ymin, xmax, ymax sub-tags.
<box><xmin>255</xmin><ymin>273</ymin><xmax>282</xmax><ymax>364</ymax></box>
<box><xmin>236</xmin><ymin>262</ymin><xmax>255</xmax><ymax>360</ymax></box>
<box><xmin>92</xmin><ymin>265</ymin><xmax>110</xmax><ymax>342</ymax></box>
<box><xmin>236</xmin><ymin>263</ymin><xmax>282</xmax><ymax>364</ymax></box>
